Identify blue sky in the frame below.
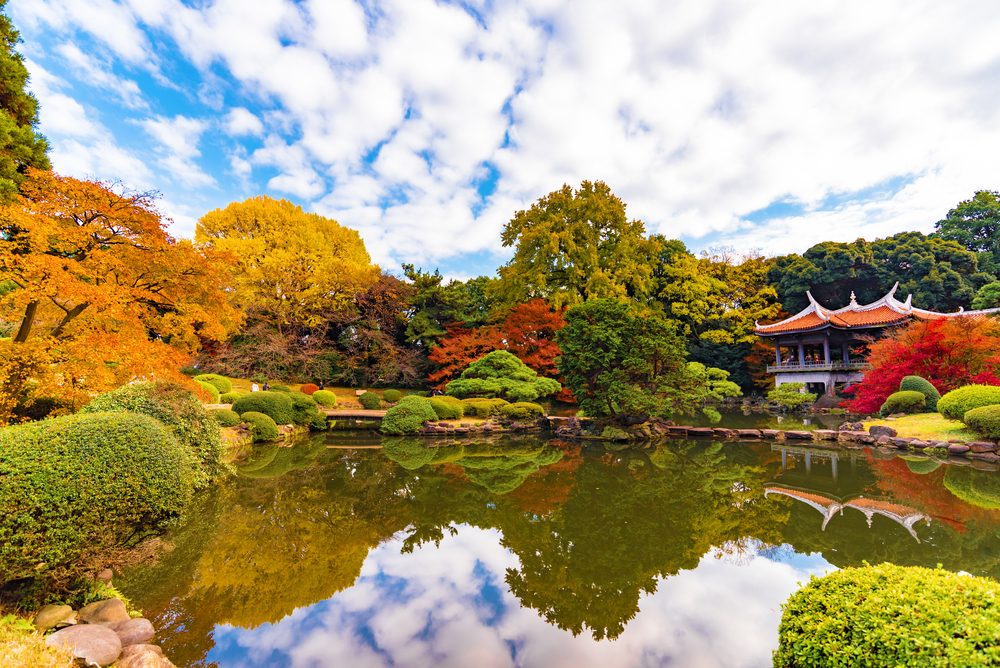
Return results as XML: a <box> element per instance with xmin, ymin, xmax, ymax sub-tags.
<box><xmin>10</xmin><ymin>0</ymin><xmax>1000</xmax><ymax>278</ymax></box>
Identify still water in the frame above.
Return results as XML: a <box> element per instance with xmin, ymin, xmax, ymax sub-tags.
<box><xmin>118</xmin><ymin>433</ymin><xmax>1000</xmax><ymax>667</ymax></box>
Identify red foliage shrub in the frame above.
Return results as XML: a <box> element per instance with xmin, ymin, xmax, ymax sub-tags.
<box><xmin>844</xmin><ymin>317</ymin><xmax>1000</xmax><ymax>414</ymax></box>
<box><xmin>299</xmin><ymin>383</ymin><xmax>319</xmax><ymax>395</ymax></box>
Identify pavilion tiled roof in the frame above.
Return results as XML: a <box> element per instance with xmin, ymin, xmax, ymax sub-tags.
<box><xmin>756</xmin><ymin>283</ymin><xmax>1000</xmax><ymax>336</ymax></box>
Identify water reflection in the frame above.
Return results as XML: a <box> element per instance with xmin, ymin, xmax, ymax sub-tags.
<box><xmin>118</xmin><ymin>435</ymin><xmax>1000</xmax><ymax>667</ymax></box>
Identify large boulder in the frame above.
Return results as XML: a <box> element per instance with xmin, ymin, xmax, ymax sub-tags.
<box><xmin>46</xmin><ymin>624</ymin><xmax>122</xmax><ymax>667</ymax></box>
<box><xmin>869</xmin><ymin>425</ymin><xmax>897</xmax><ymax>438</ymax></box>
<box><xmin>78</xmin><ymin>598</ymin><xmax>130</xmax><ymax>624</ymax></box>
<box><xmin>33</xmin><ymin>603</ymin><xmax>75</xmax><ymax>631</ymax></box>
<box><xmin>109</xmin><ymin>618</ymin><xmax>156</xmax><ymax>647</ymax></box>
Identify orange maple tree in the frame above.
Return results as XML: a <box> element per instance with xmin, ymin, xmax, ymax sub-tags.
<box><xmin>427</xmin><ymin>298</ymin><xmax>571</xmax><ymax>400</ymax></box>
<box><xmin>0</xmin><ymin>169</ymin><xmax>241</xmax><ymax>420</ymax></box>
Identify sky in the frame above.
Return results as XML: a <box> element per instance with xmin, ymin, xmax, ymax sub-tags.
<box><xmin>10</xmin><ymin>0</ymin><xmax>1000</xmax><ymax>278</ymax></box>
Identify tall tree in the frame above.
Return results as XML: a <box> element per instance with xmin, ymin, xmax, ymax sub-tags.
<box><xmin>196</xmin><ymin>196</ymin><xmax>378</xmax><ymax>329</ymax></box>
<box><xmin>935</xmin><ymin>190</ymin><xmax>1000</xmax><ymax>275</ymax></box>
<box><xmin>495</xmin><ymin>181</ymin><xmax>658</xmax><ymax>307</ymax></box>
<box><xmin>0</xmin><ymin>1</ymin><xmax>49</xmax><ymax>201</ymax></box>
<box><xmin>402</xmin><ymin>264</ymin><xmax>499</xmax><ymax>349</ymax></box>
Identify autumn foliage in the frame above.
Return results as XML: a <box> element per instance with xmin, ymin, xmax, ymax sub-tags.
<box><xmin>844</xmin><ymin>317</ymin><xmax>1000</xmax><ymax>414</ymax></box>
<box><xmin>427</xmin><ymin>299</ymin><xmax>571</xmax><ymax>401</ymax></box>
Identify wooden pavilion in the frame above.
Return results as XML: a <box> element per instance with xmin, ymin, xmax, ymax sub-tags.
<box><xmin>755</xmin><ymin>283</ymin><xmax>999</xmax><ymax>395</ymax></box>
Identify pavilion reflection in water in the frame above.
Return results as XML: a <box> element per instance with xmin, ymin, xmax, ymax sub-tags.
<box><xmin>765</xmin><ymin>444</ymin><xmax>931</xmax><ymax>542</ymax></box>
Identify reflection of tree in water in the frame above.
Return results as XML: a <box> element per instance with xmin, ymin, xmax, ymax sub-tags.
<box><xmin>382</xmin><ymin>436</ymin><xmax>564</xmax><ymax>494</ymax></box>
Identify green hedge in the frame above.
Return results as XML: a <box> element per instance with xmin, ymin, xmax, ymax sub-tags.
<box><xmin>241</xmin><ymin>411</ymin><xmax>279</xmax><ymax>441</ymax></box>
<box><xmin>429</xmin><ymin>396</ymin><xmax>464</xmax><ymax>420</ymax></box>
<box><xmin>381</xmin><ymin>396</ymin><xmax>436</xmax><ymax>435</ymax></box>
<box><xmin>195</xmin><ymin>380</ymin><xmax>221</xmax><ymax>403</ymax></box>
<box><xmin>939</xmin><ymin>385</ymin><xmax>1000</xmax><ymax>421</ymax></box>
<box><xmin>879</xmin><ymin>390</ymin><xmax>926</xmax><ymax>416</ymax></box>
<box><xmin>231</xmin><ymin>391</ymin><xmax>296</xmax><ymax>425</ymax></box>
<box><xmin>460</xmin><ymin>398</ymin><xmax>509</xmax><ymax>417</ymax></box>
<box><xmin>383</xmin><ymin>389</ymin><xmax>402</xmax><ymax>403</ymax></box>
<box><xmin>288</xmin><ymin>392</ymin><xmax>325</xmax><ymax>429</ymax></box>
<box><xmin>211</xmin><ymin>408</ymin><xmax>242</xmax><ymax>428</ymax></box>
<box><xmin>312</xmin><ymin>390</ymin><xmax>337</xmax><ymax>407</ymax></box>
<box><xmin>193</xmin><ymin>373</ymin><xmax>233</xmax><ymax>394</ymax></box>
<box><xmin>359</xmin><ymin>391</ymin><xmax>382</xmax><ymax>410</ymax></box>
<box><xmin>82</xmin><ymin>381</ymin><xmax>225</xmax><ymax>486</ymax></box>
<box><xmin>220</xmin><ymin>391</ymin><xmax>243</xmax><ymax>404</ymax></box>
<box><xmin>269</xmin><ymin>384</ymin><xmax>291</xmax><ymax>393</ymax></box>
<box><xmin>899</xmin><ymin>375</ymin><xmax>941</xmax><ymax>411</ymax></box>
<box><xmin>499</xmin><ymin>402</ymin><xmax>545</xmax><ymax>420</ymax></box>
<box><xmin>0</xmin><ymin>412</ymin><xmax>196</xmax><ymax>586</ymax></box>
<box><xmin>964</xmin><ymin>405</ymin><xmax>1000</xmax><ymax>440</ymax></box>
<box><xmin>945</xmin><ymin>467</ymin><xmax>1000</xmax><ymax>509</ymax></box>
<box><xmin>775</xmin><ymin>563</ymin><xmax>1000</xmax><ymax>667</ymax></box>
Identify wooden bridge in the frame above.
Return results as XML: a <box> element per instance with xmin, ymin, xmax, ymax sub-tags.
<box><xmin>321</xmin><ymin>409</ymin><xmax>386</xmax><ymax>419</ymax></box>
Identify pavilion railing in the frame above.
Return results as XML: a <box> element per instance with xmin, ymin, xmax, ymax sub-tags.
<box><xmin>766</xmin><ymin>361</ymin><xmax>869</xmax><ymax>373</ymax></box>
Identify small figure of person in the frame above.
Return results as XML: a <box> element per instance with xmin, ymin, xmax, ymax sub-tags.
<box><xmin>251</xmin><ymin>383</ymin><xmax>260</xmax><ymax>392</ymax></box>
<box><xmin>318</xmin><ymin>380</ymin><xmax>325</xmax><ymax>390</ymax></box>
<box><xmin>263</xmin><ymin>382</ymin><xmax>271</xmax><ymax>391</ymax></box>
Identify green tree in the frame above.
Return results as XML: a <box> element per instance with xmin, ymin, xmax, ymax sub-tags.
<box><xmin>494</xmin><ymin>181</ymin><xmax>658</xmax><ymax>307</ymax></box>
<box><xmin>445</xmin><ymin>350</ymin><xmax>560</xmax><ymax>402</ymax></box>
<box><xmin>935</xmin><ymin>190</ymin><xmax>1000</xmax><ymax>275</ymax></box>
<box><xmin>972</xmin><ymin>281</ymin><xmax>1000</xmax><ymax>310</ymax></box>
<box><xmin>402</xmin><ymin>265</ymin><xmax>499</xmax><ymax>349</ymax></box>
<box><xmin>0</xmin><ymin>1</ymin><xmax>49</xmax><ymax>201</ymax></box>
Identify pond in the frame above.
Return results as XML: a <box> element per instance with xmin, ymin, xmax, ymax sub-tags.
<box><xmin>117</xmin><ymin>432</ymin><xmax>1000</xmax><ymax>667</ymax></box>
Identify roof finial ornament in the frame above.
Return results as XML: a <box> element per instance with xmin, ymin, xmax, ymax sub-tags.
<box><xmin>849</xmin><ymin>291</ymin><xmax>857</xmax><ymax>305</ymax></box>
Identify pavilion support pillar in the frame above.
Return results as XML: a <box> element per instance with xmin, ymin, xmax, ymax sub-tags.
<box><xmin>823</xmin><ymin>338</ymin><xmax>830</xmax><ymax>364</ymax></box>
<box><xmin>797</xmin><ymin>342</ymin><xmax>805</xmax><ymax>366</ymax></box>
<box><xmin>842</xmin><ymin>343</ymin><xmax>850</xmax><ymax>363</ymax></box>
<box><xmin>775</xmin><ymin>341</ymin><xmax>781</xmax><ymax>365</ymax></box>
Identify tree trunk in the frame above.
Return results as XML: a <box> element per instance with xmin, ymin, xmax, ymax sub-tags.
<box><xmin>50</xmin><ymin>303</ymin><xmax>89</xmax><ymax>338</ymax></box>
<box><xmin>14</xmin><ymin>301</ymin><xmax>39</xmax><ymax>342</ymax></box>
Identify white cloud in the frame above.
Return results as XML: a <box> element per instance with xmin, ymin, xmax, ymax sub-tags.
<box><xmin>139</xmin><ymin>114</ymin><xmax>215</xmax><ymax>188</ymax></box>
<box><xmin>54</xmin><ymin>42</ymin><xmax>147</xmax><ymax>110</ymax></box>
<box><xmin>224</xmin><ymin>107</ymin><xmax>264</xmax><ymax>137</ymax></box>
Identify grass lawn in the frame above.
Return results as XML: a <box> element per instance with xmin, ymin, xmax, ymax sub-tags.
<box><xmin>865</xmin><ymin>413</ymin><xmax>980</xmax><ymax>443</ymax></box>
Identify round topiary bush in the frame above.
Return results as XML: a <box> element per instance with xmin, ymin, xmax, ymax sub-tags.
<box><xmin>963</xmin><ymin>404</ymin><xmax>1000</xmax><ymax>440</ymax></box>
<box><xmin>241</xmin><ymin>411</ymin><xmax>279</xmax><ymax>442</ymax></box>
<box><xmin>299</xmin><ymin>383</ymin><xmax>319</xmax><ymax>395</ymax></box>
<box><xmin>231</xmin><ymin>391</ymin><xmax>296</xmax><ymax>425</ymax></box>
<box><xmin>220</xmin><ymin>391</ymin><xmax>243</xmax><ymax>404</ymax></box>
<box><xmin>383</xmin><ymin>389</ymin><xmax>403</xmax><ymax>403</ymax></box>
<box><xmin>0</xmin><ymin>412</ymin><xmax>196</xmax><ymax>586</ymax></box>
<box><xmin>381</xmin><ymin>396</ymin><xmax>437</xmax><ymax>435</ymax></box>
<box><xmin>499</xmin><ymin>402</ymin><xmax>545</xmax><ymax>420</ymax></box>
<box><xmin>193</xmin><ymin>373</ymin><xmax>233</xmax><ymax>395</ymax></box>
<box><xmin>359</xmin><ymin>391</ymin><xmax>382</xmax><ymax>410</ymax></box>
<box><xmin>899</xmin><ymin>375</ymin><xmax>941</xmax><ymax>411</ymax></box>
<box><xmin>211</xmin><ymin>408</ymin><xmax>242</xmax><ymax>428</ymax></box>
<box><xmin>195</xmin><ymin>380</ymin><xmax>221</xmax><ymax>403</ymax></box>
<box><xmin>429</xmin><ymin>396</ymin><xmax>464</xmax><ymax>420</ymax></box>
<box><xmin>288</xmin><ymin>392</ymin><xmax>326</xmax><ymax>429</ymax></box>
<box><xmin>878</xmin><ymin>390</ymin><xmax>926</xmax><ymax>416</ymax></box>
<box><xmin>939</xmin><ymin>385</ymin><xmax>1000</xmax><ymax>421</ymax></box>
<box><xmin>312</xmin><ymin>390</ymin><xmax>338</xmax><ymax>407</ymax></box>
<box><xmin>945</xmin><ymin>466</ymin><xmax>1000</xmax><ymax>509</ymax></box>
<box><xmin>775</xmin><ymin>563</ymin><xmax>1000</xmax><ymax>667</ymax></box>
<box><xmin>82</xmin><ymin>381</ymin><xmax>225</xmax><ymax>486</ymax></box>
<box><xmin>460</xmin><ymin>398</ymin><xmax>509</xmax><ymax>417</ymax></box>
<box><xmin>269</xmin><ymin>384</ymin><xmax>291</xmax><ymax>393</ymax></box>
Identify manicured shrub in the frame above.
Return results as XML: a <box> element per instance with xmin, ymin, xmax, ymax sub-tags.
<box><xmin>0</xmin><ymin>412</ymin><xmax>196</xmax><ymax>585</ymax></box>
<box><xmin>499</xmin><ymin>401</ymin><xmax>545</xmax><ymax>420</ymax></box>
<box><xmin>383</xmin><ymin>389</ymin><xmax>403</xmax><ymax>403</ymax></box>
<box><xmin>359</xmin><ymin>391</ymin><xmax>382</xmax><ymax>409</ymax></box>
<box><xmin>211</xmin><ymin>408</ymin><xmax>242</xmax><ymax>428</ymax></box>
<box><xmin>775</xmin><ymin>563</ymin><xmax>1000</xmax><ymax>667</ymax></box>
<box><xmin>963</xmin><ymin>404</ymin><xmax>1000</xmax><ymax>440</ymax></box>
<box><xmin>231</xmin><ymin>391</ymin><xmax>296</xmax><ymax>425</ymax></box>
<box><xmin>299</xmin><ymin>383</ymin><xmax>319</xmax><ymax>395</ymax></box>
<box><xmin>241</xmin><ymin>411</ymin><xmax>279</xmax><ymax>442</ymax></box>
<box><xmin>899</xmin><ymin>375</ymin><xmax>941</xmax><ymax>411</ymax></box>
<box><xmin>220</xmin><ymin>391</ymin><xmax>243</xmax><ymax>404</ymax></box>
<box><xmin>381</xmin><ymin>395</ymin><xmax>437</xmax><ymax>435</ymax></box>
<box><xmin>312</xmin><ymin>390</ymin><xmax>338</xmax><ymax>407</ymax></box>
<box><xmin>939</xmin><ymin>385</ymin><xmax>1000</xmax><ymax>421</ymax></box>
<box><xmin>82</xmin><ymin>381</ymin><xmax>225</xmax><ymax>486</ymax></box>
<box><xmin>288</xmin><ymin>392</ymin><xmax>325</xmax><ymax>429</ymax></box>
<box><xmin>193</xmin><ymin>373</ymin><xmax>233</xmax><ymax>394</ymax></box>
<box><xmin>945</xmin><ymin>466</ymin><xmax>1000</xmax><ymax>509</ymax></box>
<box><xmin>429</xmin><ymin>396</ymin><xmax>464</xmax><ymax>420</ymax></box>
<box><xmin>878</xmin><ymin>390</ymin><xmax>926</xmax><ymax>416</ymax></box>
<box><xmin>195</xmin><ymin>380</ymin><xmax>221</xmax><ymax>403</ymax></box>
<box><xmin>445</xmin><ymin>350</ymin><xmax>561</xmax><ymax>402</ymax></box>
<box><xmin>460</xmin><ymin>398</ymin><xmax>509</xmax><ymax>417</ymax></box>
<box><xmin>768</xmin><ymin>382</ymin><xmax>817</xmax><ymax>410</ymax></box>
<box><xmin>269</xmin><ymin>384</ymin><xmax>291</xmax><ymax>393</ymax></box>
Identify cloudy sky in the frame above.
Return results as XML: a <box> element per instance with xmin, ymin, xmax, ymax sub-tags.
<box><xmin>11</xmin><ymin>0</ymin><xmax>1000</xmax><ymax>277</ymax></box>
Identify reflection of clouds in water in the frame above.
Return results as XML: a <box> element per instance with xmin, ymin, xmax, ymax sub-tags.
<box><xmin>209</xmin><ymin>526</ymin><xmax>833</xmax><ymax>668</ymax></box>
